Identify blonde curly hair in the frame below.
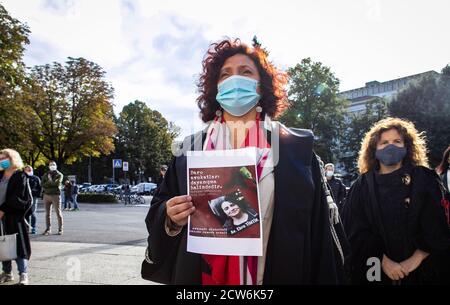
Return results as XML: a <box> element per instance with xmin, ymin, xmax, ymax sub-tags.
<box><xmin>357</xmin><ymin>117</ymin><xmax>429</xmax><ymax>174</ymax></box>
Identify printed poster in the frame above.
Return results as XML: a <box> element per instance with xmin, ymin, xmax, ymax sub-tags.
<box><xmin>187</xmin><ymin>147</ymin><xmax>262</xmax><ymax>256</ymax></box>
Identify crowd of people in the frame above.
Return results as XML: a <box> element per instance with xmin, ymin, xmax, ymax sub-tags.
<box><xmin>144</xmin><ymin>38</ymin><xmax>450</xmax><ymax>285</ymax></box>
<box><xmin>0</xmin><ymin>155</ymin><xmax>80</xmax><ymax>285</ymax></box>
<box><xmin>1</xmin><ymin>37</ymin><xmax>449</xmax><ymax>286</ymax></box>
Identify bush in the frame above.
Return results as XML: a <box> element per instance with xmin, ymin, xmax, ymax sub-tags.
<box><xmin>77</xmin><ymin>193</ymin><xmax>118</xmax><ymax>204</ymax></box>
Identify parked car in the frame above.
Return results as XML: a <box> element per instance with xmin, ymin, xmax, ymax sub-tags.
<box><xmin>136</xmin><ymin>182</ymin><xmax>157</xmax><ymax>195</ymax></box>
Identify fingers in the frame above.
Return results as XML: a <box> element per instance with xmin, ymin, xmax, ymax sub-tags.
<box><xmin>399</xmin><ymin>263</ymin><xmax>410</xmax><ymax>277</ymax></box>
<box><xmin>166</xmin><ymin>195</ymin><xmax>195</xmax><ymax>226</ymax></box>
<box><xmin>171</xmin><ymin>206</ymin><xmax>196</xmax><ymax>223</ymax></box>
<box><xmin>169</xmin><ymin>202</ymin><xmax>194</xmax><ymax>215</ymax></box>
<box><xmin>167</xmin><ymin>195</ymin><xmax>192</xmax><ymax>207</ymax></box>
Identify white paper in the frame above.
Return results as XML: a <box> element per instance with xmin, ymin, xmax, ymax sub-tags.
<box><xmin>187</xmin><ymin>147</ymin><xmax>263</xmax><ymax>256</ymax></box>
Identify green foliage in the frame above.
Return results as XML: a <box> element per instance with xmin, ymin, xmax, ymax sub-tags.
<box><xmin>0</xmin><ymin>4</ymin><xmax>30</xmax><ymax>97</ymax></box>
<box><xmin>21</xmin><ymin>57</ymin><xmax>117</xmax><ymax>167</ymax></box>
<box><xmin>341</xmin><ymin>97</ymin><xmax>388</xmax><ymax>174</ymax></box>
<box><xmin>77</xmin><ymin>193</ymin><xmax>118</xmax><ymax>203</ymax></box>
<box><xmin>280</xmin><ymin>58</ymin><xmax>348</xmax><ymax>162</ymax></box>
<box><xmin>0</xmin><ymin>4</ymin><xmax>30</xmax><ymax>147</ymax></box>
<box><xmin>442</xmin><ymin>64</ymin><xmax>450</xmax><ymax>76</ymax></box>
<box><xmin>115</xmin><ymin>101</ymin><xmax>179</xmax><ymax>183</ymax></box>
<box><xmin>388</xmin><ymin>72</ymin><xmax>450</xmax><ymax>166</ymax></box>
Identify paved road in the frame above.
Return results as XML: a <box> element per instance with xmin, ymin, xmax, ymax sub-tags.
<box><xmin>2</xmin><ymin>199</ymin><xmax>157</xmax><ymax>285</ymax></box>
<box><xmin>30</xmin><ymin>200</ymin><xmax>151</xmax><ymax>246</ymax></box>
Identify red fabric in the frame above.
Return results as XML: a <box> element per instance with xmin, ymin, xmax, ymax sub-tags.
<box><xmin>201</xmin><ymin>114</ymin><xmax>269</xmax><ymax>285</ymax></box>
<box><xmin>441</xmin><ymin>198</ymin><xmax>450</xmax><ymax>225</ymax></box>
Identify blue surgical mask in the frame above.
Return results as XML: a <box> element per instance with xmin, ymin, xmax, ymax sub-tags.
<box><xmin>375</xmin><ymin>144</ymin><xmax>407</xmax><ymax>166</ymax></box>
<box><xmin>0</xmin><ymin>159</ymin><xmax>11</xmax><ymax>171</ymax></box>
<box><xmin>216</xmin><ymin>75</ymin><xmax>261</xmax><ymax>117</ymax></box>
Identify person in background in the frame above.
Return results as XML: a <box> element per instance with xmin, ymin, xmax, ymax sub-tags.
<box><xmin>41</xmin><ymin>161</ymin><xmax>64</xmax><ymax>235</ymax></box>
<box><xmin>71</xmin><ymin>181</ymin><xmax>79</xmax><ymax>211</ymax></box>
<box><xmin>0</xmin><ymin>149</ymin><xmax>32</xmax><ymax>285</ymax></box>
<box><xmin>156</xmin><ymin>165</ymin><xmax>168</xmax><ymax>188</ymax></box>
<box><xmin>23</xmin><ymin>165</ymin><xmax>41</xmax><ymax>234</ymax></box>
<box><xmin>343</xmin><ymin>118</ymin><xmax>450</xmax><ymax>284</ymax></box>
<box><xmin>436</xmin><ymin>146</ymin><xmax>450</xmax><ymax>193</ymax></box>
<box><xmin>63</xmin><ymin>180</ymin><xmax>73</xmax><ymax>211</ymax></box>
<box><xmin>324</xmin><ymin>163</ymin><xmax>347</xmax><ymax>211</ymax></box>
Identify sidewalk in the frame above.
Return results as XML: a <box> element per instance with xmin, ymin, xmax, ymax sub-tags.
<box><xmin>20</xmin><ymin>241</ymin><xmax>157</xmax><ymax>285</ymax></box>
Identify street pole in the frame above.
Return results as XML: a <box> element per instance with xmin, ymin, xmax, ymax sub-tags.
<box><xmin>112</xmin><ymin>160</ymin><xmax>115</xmax><ymax>184</ymax></box>
<box><xmin>88</xmin><ymin>155</ymin><xmax>92</xmax><ymax>184</ymax></box>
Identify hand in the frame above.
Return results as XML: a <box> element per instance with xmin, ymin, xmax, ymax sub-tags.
<box><xmin>400</xmin><ymin>250</ymin><xmax>428</xmax><ymax>274</ymax></box>
<box><xmin>0</xmin><ymin>210</ymin><xmax>4</xmax><ymax>220</ymax></box>
<box><xmin>166</xmin><ymin>195</ymin><xmax>195</xmax><ymax>227</ymax></box>
<box><xmin>382</xmin><ymin>254</ymin><xmax>408</xmax><ymax>280</ymax></box>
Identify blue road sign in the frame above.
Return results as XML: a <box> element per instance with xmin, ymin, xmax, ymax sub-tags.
<box><xmin>113</xmin><ymin>159</ymin><xmax>122</xmax><ymax>168</ymax></box>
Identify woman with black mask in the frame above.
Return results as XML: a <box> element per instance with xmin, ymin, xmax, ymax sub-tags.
<box><xmin>342</xmin><ymin>117</ymin><xmax>450</xmax><ymax>284</ymax></box>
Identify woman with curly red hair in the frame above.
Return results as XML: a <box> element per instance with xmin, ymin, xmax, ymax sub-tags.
<box><xmin>144</xmin><ymin>38</ymin><xmax>348</xmax><ymax>285</ymax></box>
<box><xmin>343</xmin><ymin>117</ymin><xmax>450</xmax><ymax>284</ymax></box>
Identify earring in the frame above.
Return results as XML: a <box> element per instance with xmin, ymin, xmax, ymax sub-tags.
<box><xmin>255</xmin><ymin>105</ymin><xmax>263</xmax><ymax>113</ymax></box>
<box><xmin>215</xmin><ymin>109</ymin><xmax>223</xmax><ymax>117</ymax></box>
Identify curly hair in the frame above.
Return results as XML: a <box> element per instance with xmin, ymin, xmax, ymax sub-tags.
<box><xmin>357</xmin><ymin>117</ymin><xmax>429</xmax><ymax>174</ymax></box>
<box><xmin>436</xmin><ymin>145</ymin><xmax>450</xmax><ymax>175</ymax></box>
<box><xmin>196</xmin><ymin>38</ymin><xmax>288</xmax><ymax>122</ymax></box>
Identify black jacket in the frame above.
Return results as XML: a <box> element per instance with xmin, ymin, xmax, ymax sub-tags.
<box><xmin>28</xmin><ymin>175</ymin><xmax>42</xmax><ymax>198</ymax></box>
<box><xmin>0</xmin><ymin>170</ymin><xmax>32</xmax><ymax>260</ymax></box>
<box><xmin>342</xmin><ymin>165</ymin><xmax>450</xmax><ymax>284</ymax></box>
<box><xmin>145</xmin><ymin>122</ymin><xmax>349</xmax><ymax>284</ymax></box>
<box><xmin>328</xmin><ymin>176</ymin><xmax>347</xmax><ymax>210</ymax></box>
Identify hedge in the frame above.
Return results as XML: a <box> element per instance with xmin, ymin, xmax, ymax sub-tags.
<box><xmin>77</xmin><ymin>193</ymin><xmax>118</xmax><ymax>204</ymax></box>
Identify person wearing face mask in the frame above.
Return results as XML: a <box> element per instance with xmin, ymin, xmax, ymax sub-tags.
<box><xmin>342</xmin><ymin>117</ymin><xmax>450</xmax><ymax>284</ymax></box>
<box><xmin>324</xmin><ymin>163</ymin><xmax>347</xmax><ymax>211</ymax></box>
<box><xmin>436</xmin><ymin>146</ymin><xmax>450</xmax><ymax>194</ymax></box>
<box><xmin>143</xmin><ymin>38</ymin><xmax>349</xmax><ymax>285</ymax></box>
<box><xmin>41</xmin><ymin>161</ymin><xmax>64</xmax><ymax>235</ymax></box>
<box><xmin>23</xmin><ymin>165</ymin><xmax>42</xmax><ymax>235</ymax></box>
<box><xmin>0</xmin><ymin>149</ymin><xmax>32</xmax><ymax>285</ymax></box>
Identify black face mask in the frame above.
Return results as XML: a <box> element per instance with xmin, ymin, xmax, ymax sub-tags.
<box><xmin>375</xmin><ymin>144</ymin><xmax>407</xmax><ymax>166</ymax></box>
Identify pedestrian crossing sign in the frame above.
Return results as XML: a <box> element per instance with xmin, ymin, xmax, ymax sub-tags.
<box><xmin>113</xmin><ymin>159</ymin><xmax>122</xmax><ymax>168</ymax></box>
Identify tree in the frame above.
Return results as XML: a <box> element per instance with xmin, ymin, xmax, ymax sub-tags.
<box><xmin>341</xmin><ymin>97</ymin><xmax>388</xmax><ymax>175</ymax></box>
<box><xmin>442</xmin><ymin>64</ymin><xmax>450</xmax><ymax>76</ymax></box>
<box><xmin>0</xmin><ymin>4</ymin><xmax>30</xmax><ymax>146</ymax></box>
<box><xmin>115</xmin><ymin>101</ymin><xmax>178</xmax><ymax>183</ymax></box>
<box><xmin>388</xmin><ymin>70</ymin><xmax>450</xmax><ymax>166</ymax></box>
<box><xmin>22</xmin><ymin>57</ymin><xmax>117</xmax><ymax>167</ymax></box>
<box><xmin>280</xmin><ymin>58</ymin><xmax>348</xmax><ymax>163</ymax></box>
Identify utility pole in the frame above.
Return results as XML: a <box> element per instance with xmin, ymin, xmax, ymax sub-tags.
<box><xmin>88</xmin><ymin>155</ymin><xmax>92</xmax><ymax>184</ymax></box>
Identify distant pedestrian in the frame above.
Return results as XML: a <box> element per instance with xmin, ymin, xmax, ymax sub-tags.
<box><xmin>436</xmin><ymin>145</ymin><xmax>450</xmax><ymax>193</ymax></box>
<box><xmin>324</xmin><ymin>163</ymin><xmax>347</xmax><ymax>210</ymax></box>
<box><xmin>156</xmin><ymin>165</ymin><xmax>168</xmax><ymax>188</ymax></box>
<box><xmin>41</xmin><ymin>161</ymin><xmax>64</xmax><ymax>235</ymax></box>
<box><xmin>71</xmin><ymin>181</ymin><xmax>79</xmax><ymax>211</ymax></box>
<box><xmin>24</xmin><ymin>165</ymin><xmax>41</xmax><ymax>234</ymax></box>
<box><xmin>63</xmin><ymin>180</ymin><xmax>73</xmax><ymax>211</ymax></box>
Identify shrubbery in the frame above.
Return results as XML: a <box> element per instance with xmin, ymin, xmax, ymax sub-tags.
<box><xmin>77</xmin><ymin>193</ymin><xmax>118</xmax><ymax>203</ymax></box>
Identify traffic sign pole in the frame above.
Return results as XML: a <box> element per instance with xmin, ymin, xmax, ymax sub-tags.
<box><xmin>112</xmin><ymin>160</ymin><xmax>115</xmax><ymax>184</ymax></box>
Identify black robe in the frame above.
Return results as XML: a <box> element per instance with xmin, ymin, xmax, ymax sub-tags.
<box><xmin>342</xmin><ymin>164</ymin><xmax>450</xmax><ymax>284</ymax></box>
<box><xmin>144</xmin><ymin>122</ymin><xmax>349</xmax><ymax>284</ymax></box>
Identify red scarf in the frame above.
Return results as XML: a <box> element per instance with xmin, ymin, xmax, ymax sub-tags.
<box><xmin>201</xmin><ymin>114</ymin><xmax>270</xmax><ymax>285</ymax></box>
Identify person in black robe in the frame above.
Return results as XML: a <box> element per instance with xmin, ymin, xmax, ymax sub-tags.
<box><xmin>142</xmin><ymin>38</ymin><xmax>349</xmax><ymax>285</ymax></box>
<box><xmin>343</xmin><ymin>118</ymin><xmax>450</xmax><ymax>285</ymax></box>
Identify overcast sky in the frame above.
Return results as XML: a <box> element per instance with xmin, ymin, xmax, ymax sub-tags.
<box><xmin>3</xmin><ymin>0</ymin><xmax>450</xmax><ymax>139</ymax></box>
